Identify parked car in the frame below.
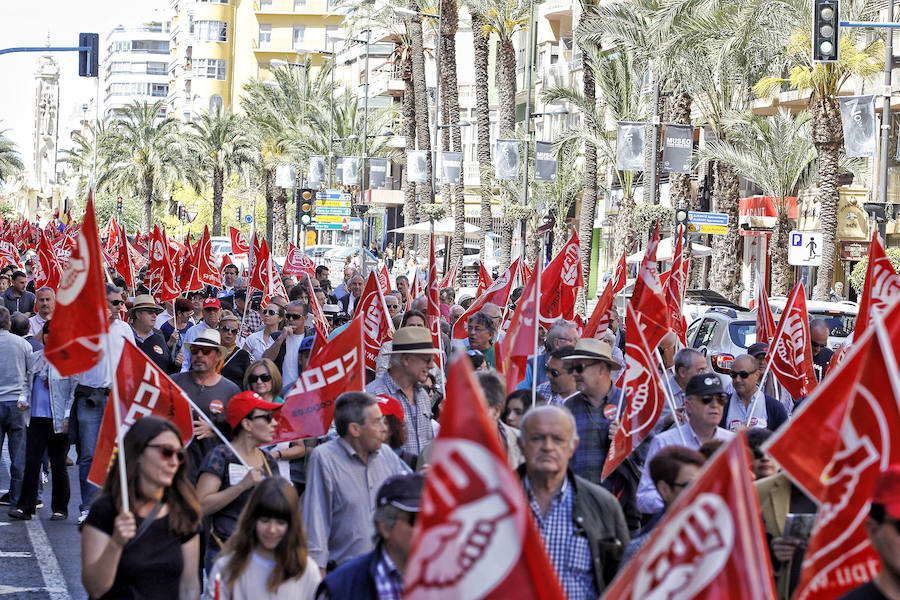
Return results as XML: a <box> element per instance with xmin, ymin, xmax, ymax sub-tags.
<box><xmin>768</xmin><ymin>298</ymin><xmax>857</xmax><ymax>350</ymax></box>
<box><xmin>209</xmin><ymin>236</ymin><xmax>247</xmax><ymax>271</ymax></box>
<box><xmin>685</xmin><ymin>307</ymin><xmax>757</xmax><ymax>375</ymax></box>
<box><xmin>324</xmin><ymin>247</ymin><xmax>379</xmax><ymax>274</ymax></box>
<box><xmin>303</xmin><ymin>244</ymin><xmax>342</xmax><ymax>263</ymax></box>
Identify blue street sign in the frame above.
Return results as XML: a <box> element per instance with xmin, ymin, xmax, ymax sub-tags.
<box><xmin>686</xmin><ymin>211</ymin><xmax>728</xmax><ymax>235</ymax></box>
<box><xmin>243</xmin><ymin>214</ymin><xmax>253</xmax><ymax>224</ymax></box>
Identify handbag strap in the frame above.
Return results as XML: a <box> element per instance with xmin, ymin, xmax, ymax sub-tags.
<box><xmin>127</xmin><ymin>501</ymin><xmax>163</xmax><ymax>547</ymax></box>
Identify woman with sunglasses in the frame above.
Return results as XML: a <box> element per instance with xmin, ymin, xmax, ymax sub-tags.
<box><xmin>161</xmin><ymin>297</ymin><xmax>196</xmax><ymax>348</ymax></box>
<box><xmin>203</xmin><ymin>477</ymin><xmax>321</xmax><ymax>599</ymax></box>
<box><xmin>81</xmin><ymin>416</ymin><xmax>202</xmax><ymax>599</ymax></box>
<box><xmin>218</xmin><ymin>314</ymin><xmax>253</xmax><ymax>389</ymax></box>
<box><xmin>244</xmin><ymin>302</ymin><xmax>285</xmax><ymax>360</ymax></box>
<box><xmin>196</xmin><ymin>391</ymin><xmax>281</xmax><ymax>574</ymax></box>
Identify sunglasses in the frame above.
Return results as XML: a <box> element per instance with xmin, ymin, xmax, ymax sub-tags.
<box><xmin>698</xmin><ymin>394</ymin><xmax>728</xmax><ymax>406</ymax></box>
<box><xmin>249</xmin><ymin>412</ymin><xmax>275</xmax><ymax>423</ymax></box>
<box><xmin>547</xmin><ymin>367</ymin><xmax>564</xmax><ymax>378</ymax></box>
<box><xmin>386</xmin><ymin>304</ymin><xmax>399</xmax><ymax>309</ymax></box>
<box><xmin>108</xmin><ymin>299</ymin><xmax>124</xmax><ymax>306</ymax></box>
<box><xmin>285</xmin><ymin>313</ymin><xmax>304</xmax><ymax>320</ymax></box>
<box><xmin>146</xmin><ymin>444</ymin><xmax>185</xmax><ymax>463</ymax></box>
<box><xmin>422</xmin><ymin>386</ymin><xmax>434</xmax><ymax>394</ymax></box>
<box><xmin>566</xmin><ymin>362</ymin><xmax>598</xmax><ymax>374</ymax></box>
<box><xmin>262</xmin><ymin>309</ymin><xmax>281</xmax><ymax>316</ymax></box>
<box><xmin>730</xmin><ymin>370</ymin><xmax>754</xmax><ymax>379</ymax></box>
<box><xmin>248</xmin><ymin>373</ymin><xmax>272</xmax><ymax>384</ymax></box>
<box><xmin>190</xmin><ymin>346</ymin><xmax>217</xmax><ymax>356</ymax></box>
<box><xmin>219</xmin><ymin>326</ymin><xmax>239</xmax><ymax>334</ymax></box>
<box><xmin>811</xmin><ymin>341</ymin><xmax>825</xmax><ymax>349</ymax></box>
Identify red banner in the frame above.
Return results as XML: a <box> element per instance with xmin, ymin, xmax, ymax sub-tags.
<box><xmin>767</xmin><ymin>282</ymin><xmax>817</xmax><ymax>399</ymax></box>
<box><xmin>282</xmin><ymin>243</ymin><xmax>315</xmax><ymax>277</ymax></box>
<box><xmin>538</xmin><ymin>231</ymin><xmax>583</xmax><ymax>325</ymax></box>
<box><xmin>358</xmin><ymin>271</ymin><xmax>394</xmax><ymax>372</ymax></box>
<box><xmin>451</xmin><ymin>258</ymin><xmax>521</xmax><ymax>340</ymax></box>
<box><xmin>88</xmin><ymin>339</ymin><xmax>194</xmax><ymax>486</ymax></box>
<box><xmin>499</xmin><ymin>259</ymin><xmax>540</xmax><ymax>395</ymax></box>
<box><xmin>855</xmin><ymin>230</ymin><xmax>900</xmax><ymax>340</ymax></box>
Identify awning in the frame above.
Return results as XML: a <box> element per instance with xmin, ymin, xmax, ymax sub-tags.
<box><xmin>627</xmin><ymin>237</ymin><xmax>712</xmax><ymax>264</ymax></box>
<box><xmin>390</xmin><ymin>217</ymin><xmax>482</xmax><ymax>238</ymax></box>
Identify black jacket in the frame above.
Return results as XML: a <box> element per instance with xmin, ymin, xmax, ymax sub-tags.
<box><xmin>317</xmin><ymin>544</ymin><xmax>380</xmax><ymax>600</ymax></box>
<box><xmin>517</xmin><ymin>465</ymin><xmax>630</xmax><ymax>593</ymax></box>
<box><xmin>133</xmin><ymin>328</ymin><xmax>174</xmax><ymax>374</ymax></box>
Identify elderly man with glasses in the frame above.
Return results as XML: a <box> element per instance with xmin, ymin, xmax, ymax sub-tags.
<box><xmin>636</xmin><ymin>373</ymin><xmax>736</xmax><ymax>517</ymax></box>
<box><xmin>179</xmin><ymin>297</ymin><xmax>223</xmax><ymax>372</ymax></box>
<box><xmin>721</xmin><ymin>354</ymin><xmax>788</xmax><ymax>433</ymax></box>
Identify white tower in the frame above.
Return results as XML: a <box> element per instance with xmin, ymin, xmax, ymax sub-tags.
<box><xmin>33</xmin><ymin>51</ymin><xmax>60</xmax><ymax>194</ymax></box>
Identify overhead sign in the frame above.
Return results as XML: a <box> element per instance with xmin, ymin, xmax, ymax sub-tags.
<box><xmin>686</xmin><ymin>211</ymin><xmax>728</xmax><ymax>236</ymax></box>
<box><xmin>316</xmin><ymin>190</ymin><xmax>352</xmax><ymax>216</ymax></box>
<box><xmin>315</xmin><ymin>217</ymin><xmax>362</xmax><ymax>231</ymax></box>
<box><xmin>788</xmin><ymin>230</ymin><xmax>823</xmax><ymax>266</ymax></box>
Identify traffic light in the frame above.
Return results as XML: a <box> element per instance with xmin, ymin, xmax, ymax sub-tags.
<box><xmin>812</xmin><ymin>0</ymin><xmax>839</xmax><ymax>63</ymax></box>
<box><xmin>236</xmin><ymin>206</ymin><xmax>242</xmax><ymax>222</ymax></box>
<box><xmin>78</xmin><ymin>33</ymin><xmax>99</xmax><ymax>78</ymax></box>
<box><xmin>299</xmin><ymin>189</ymin><xmax>313</xmax><ymax>226</ymax></box>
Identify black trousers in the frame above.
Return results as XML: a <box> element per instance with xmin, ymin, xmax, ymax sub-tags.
<box><xmin>18</xmin><ymin>417</ymin><xmax>70</xmax><ymax>515</ymax></box>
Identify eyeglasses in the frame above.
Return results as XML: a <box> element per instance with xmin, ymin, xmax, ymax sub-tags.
<box><xmin>108</xmin><ymin>299</ymin><xmax>124</xmax><ymax>306</ymax></box>
<box><xmin>249</xmin><ymin>412</ymin><xmax>275</xmax><ymax>423</ymax></box>
<box><xmin>248</xmin><ymin>373</ymin><xmax>272</xmax><ymax>384</ymax></box>
<box><xmin>566</xmin><ymin>362</ymin><xmax>598</xmax><ymax>374</ymax></box>
<box><xmin>386</xmin><ymin>304</ymin><xmax>399</xmax><ymax>309</ymax></box>
<box><xmin>730</xmin><ymin>370</ymin><xmax>754</xmax><ymax>379</ymax></box>
<box><xmin>468</xmin><ymin>326</ymin><xmax>488</xmax><ymax>333</ymax></box>
<box><xmin>422</xmin><ymin>386</ymin><xmax>434</xmax><ymax>394</ymax></box>
<box><xmin>698</xmin><ymin>395</ymin><xmax>728</xmax><ymax>406</ymax></box>
<box><xmin>146</xmin><ymin>444</ymin><xmax>185</xmax><ymax>463</ymax></box>
<box><xmin>547</xmin><ymin>367</ymin><xmax>564</xmax><ymax>378</ymax></box>
<box><xmin>190</xmin><ymin>346</ymin><xmax>217</xmax><ymax>356</ymax></box>
<box><xmin>811</xmin><ymin>341</ymin><xmax>825</xmax><ymax>349</ymax></box>
<box><xmin>285</xmin><ymin>313</ymin><xmax>303</xmax><ymax>320</ymax></box>
<box><xmin>219</xmin><ymin>326</ymin><xmax>239</xmax><ymax>334</ymax></box>
<box><xmin>262</xmin><ymin>309</ymin><xmax>280</xmax><ymax>316</ymax></box>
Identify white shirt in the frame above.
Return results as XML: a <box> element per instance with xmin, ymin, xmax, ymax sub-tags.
<box><xmin>76</xmin><ymin>319</ymin><xmax>134</xmax><ymax>388</ymax></box>
<box><xmin>28</xmin><ymin>314</ymin><xmax>47</xmax><ymax>337</ymax></box>
<box><xmin>725</xmin><ymin>389</ymin><xmax>769</xmax><ymax>431</ymax></box>
<box><xmin>281</xmin><ymin>334</ymin><xmax>301</xmax><ymax>394</ymax></box>
<box><xmin>204</xmin><ymin>552</ymin><xmax>321</xmax><ymax>600</ymax></box>
<box><xmin>155</xmin><ymin>309</ymin><xmax>173</xmax><ymax>330</ymax></box>
<box><xmin>243</xmin><ymin>330</ymin><xmax>274</xmax><ymax>361</ymax></box>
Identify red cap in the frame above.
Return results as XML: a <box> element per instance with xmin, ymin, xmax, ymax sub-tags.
<box><xmin>203</xmin><ymin>298</ymin><xmax>221</xmax><ymax>309</ymax></box>
<box><xmin>872</xmin><ymin>463</ymin><xmax>900</xmax><ymax>520</ymax></box>
<box><xmin>376</xmin><ymin>394</ymin><xmax>405</xmax><ymax>421</ymax></box>
<box><xmin>225</xmin><ymin>391</ymin><xmax>282</xmax><ymax>429</ymax></box>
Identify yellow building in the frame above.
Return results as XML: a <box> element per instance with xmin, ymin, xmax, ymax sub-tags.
<box><xmin>167</xmin><ymin>0</ymin><xmax>342</xmax><ymax>121</ymax></box>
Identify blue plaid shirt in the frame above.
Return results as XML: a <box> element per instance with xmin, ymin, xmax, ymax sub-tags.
<box><xmin>564</xmin><ymin>387</ymin><xmax>622</xmax><ymax>486</ymax></box>
<box><xmin>524</xmin><ymin>475</ymin><xmax>597</xmax><ymax>599</ymax></box>
<box><xmin>374</xmin><ymin>546</ymin><xmax>404</xmax><ymax>600</ymax></box>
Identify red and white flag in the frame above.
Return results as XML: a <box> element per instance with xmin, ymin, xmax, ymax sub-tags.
<box><xmin>499</xmin><ymin>259</ymin><xmax>540</xmax><ymax>395</ymax></box>
<box><xmin>157</xmin><ymin>238</ymin><xmax>182</xmax><ymax>304</ymax></box>
<box><xmin>358</xmin><ymin>271</ymin><xmax>394</xmax><ymax>372</ymax></box>
<box><xmin>755</xmin><ymin>277</ymin><xmax>777</xmax><ymax>346</ymax></box>
<box><xmin>452</xmin><ymin>258</ymin><xmax>521</xmax><ymax>340</ymax></box>
<box><xmin>282</xmin><ymin>243</ymin><xmax>315</xmax><ymax>277</ymax></box>
<box><xmin>603</xmin><ymin>433</ymin><xmax>776</xmax><ymax>600</ymax></box>
<box><xmin>219</xmin><ymin>253</ymin><xmax>234</xmax><ymax>273</ymax></box>
<box><xmin>306</xmin><ymin>276</ymin><xmax>330</xmax><ymax>348</ymax></box>
<box><xmin>377</xmin><ymin>265</ymin><xmax>391</xmax><ymax>296</ymax></box>
<box><xmin>272</xmin><ymin>312</ymin><xmax>365</xmax><ymax>441</ymax></box>
<box><xmin>602</xmin><ymin>302</ymin><xmax>667</xmax><ymax>480</ymax></box>
<box><xmin>261</xmin><ymin>252</ymin><xmax>288</xmax><ymax>307</ymax></box>
<box><xmin>229</xmin><ymin>226</ymin><xmax>249</xmax><ymax>255</ymax></box>
<box><xmin>404</xmin><ymin>354</ymin><xmax>566</xmax><ymax>599</ymax></box>
<box><xmin>0</xmin><ymin>240</ymin><xmax>23</xmax><ymax>270</ymax></box>
<box><xmin>538</xmin><ymin>231</ymin><xmax>583</xmax><ymax>325</ymax></box>
<box><xmin>426</xmin><ymin>233</ymin><xmax>444</xmax><ymax>371</ymax></box>
<box><xmin>440</xmin><ymin>262</ymin><xmax>458</xmax><ymax>289</ymax></box>
<box><xmin>34</xmin><ymin>231</ymin><xmax>61</xmax><ymax>292</ymax></box>
<box><xmin>584</xmin><ymin>251</ymin><xmax>627</xmax><ymax>340</ymax></box>
<box><xmin>855</xmin><ymin>230</ymin><xmax>900</xmax><ymax>339</ymax></box>
<box><xmin>629</xmin><ymin>223</ymin><xmax>669</xmax><ymax>350</ymax></box>
<box><xmin>88</xmin><ymin>339</ymin><xmax>194</xmax><ymax>486</ymax></box>
<box><xmin>113</xmin><ymin>222</ymin><xmax>135</xmax><ymax>290</ymax></box>
<box><xmin>476</xmin><ymin>262</ymin><xmax>493</xmax><ymax>296</ymax></box>
<box><xmin>767</xmin><ymin>281</ymin><xmax>817</xmax><ymax>399</ymax></box>
<box><xmin>664</xmin><ymin>230</ymin><xmax>689</xmax><ymax>345</ymax></box>
<box><xmin>44</xmin><ymin>191</ymin><xmax>110</xmax><ymax>376</ymax></box>
<box><xmin>194</xmin><ymin>226</ymin><xmax>223</xmax><ymax>288</ymax></box>
<box><xmin>144</xmin><ymin>226</ymin><xmax>167</xmax><ymax>292</ymax></box>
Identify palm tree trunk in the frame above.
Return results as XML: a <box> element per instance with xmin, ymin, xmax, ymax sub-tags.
<box><xmin>402</xmin><ymin>52</ymin><xmax>418</xmax><ymax>255</ymax></box>
<box><xmin>667</xmin><ymin>91</ymin><xmax>693</xmax><ymax>208</ymax></box>
<box><xmin>273</xmin><ymin>187</ymin><xmax>288</xmax><ymax>256</ymax></box>
<box><xmin>142</xmin><ymin>173</ymin><xmax>154</xmax><ymax>234</ymax></box>
<box><xmin>613</xmin><ymin>192</ymin><xmax>635</xmax><ymax>260</ymax></box>
<box><xmin>771</xmin><ymin>208</ymin><xmax>792</xmax><ymax>296</ymax></box>
<box><xmin>472</xmin><ymin>13</ymin><xmax>493</xmax><ymax>260</ymax></box>
<box><xmin>708</xmin><ymin>160</ymin><xmax>742</xmax><ymax>302</ymax></box>
<box><xmin>578</xmin><ymin>33</ymin><xmax>598</xmax><ymax>304</ymax></box>
<box><xmin>813</xmin><ymin>95</ymin><xmax>843</xmax><ymax>302</ymax></box>
<box><xmin>442</xmin><ymin>0</ymin><xmax>464</xmax><ymax>272</ymax></box>
<box><xmin>497</xmin><ymin>38</ymin><xmax>516</xmax><ymax>271</ymax></box>
<box><xmin>265</xmin><ymin>168</ymin><xmax>276</xmax><ymax>247</ymax></box>
<box><xmin>409</xmin><ymin>6</ymin><xmax>434</xmax><ymax>259</ymax></box>
<box><xmin>212</xmin><ymin>166</ymin><xmax>224</xmax><ymax>236</ymax></box>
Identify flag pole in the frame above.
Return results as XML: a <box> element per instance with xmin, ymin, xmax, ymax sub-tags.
<box><xmin>103</xmin><ymin>333</ymin><xmax>130</xmax><ymax>513</ymax></box>
<box><xmin>655</xmin><ymin>348</ymin><xmax>687</xmax><ymax>445</ymax></box>
<box><xmin>183</xmin><ymin>395</ymin><xmax>251</xmax><ymax>469</ymax></box>
<box><xmin>745</xmin><ymin>355</ymin><xmax>775</xmax><ymax>428</ymax></box>
<box><xmin>530</xmin><ymin>243</ymin><xmax>543</xmax><ymax>407</ymax></box>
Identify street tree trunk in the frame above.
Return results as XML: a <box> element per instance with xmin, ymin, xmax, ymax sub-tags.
<box><xmin>142</xmin><ymin>172</ymin><xmax>154</xmax><ymax>234</ymax></box>
<box><xmin>472</xmin><ymin>13</ymin><xmax>493</xmax><ymax>261</ymax></box>
<box><xmin>264</xmin><ymin>168</ymin><xmax>276</xmax><ymax>248</ymax></box>
<box><xmin>497</xmin><ymin>37</ymin><xmax>517</xmax><ymax>271</ymax></box>
<box><xmin>212</xmin><ymin>165</ymin><xmax>224</xmax><ymax>236</ymax></box>
<box><xmin>402</xmin><ymin>52</ymin><xmax>418</xmax><ymax>255</ymax></box>
<box><xmin>812</xmin><ymin>94</ymin><xmax>843</xmax><ymax>301</ymax></box>
<box><xmin>409</xmin><ymin>5</ymin><xmax>434</xmax><ymax>259</ymax></box>
<box><xmin>442</xmin><ymin>0</ymin><xmax>464</xmax><ymax>272</ymax></box>
<box><xmin>273</xmin><ymin>186</ymin><xmax>288</xmax><ymax>256</ymax></box>
<box><xmin>708</xmin><ymin>160</ymin><xmax>742</xmax><ymax>302</ymax></box>
<box><xmin>613</xmin><ymin>192</ymin><xmax>636</xmax><ymax>261</ymax></box>
<box><xmin>578</xmin><ymin>29</ymin><xmax>598</xmax><ymax>306</ymax></box>
<box><xmin>771</xmin><ymin>207</ymin><xmax>792</xmax><ymax>296</ymax></box>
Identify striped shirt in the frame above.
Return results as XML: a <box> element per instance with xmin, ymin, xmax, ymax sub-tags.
<box><xmin>366</xmin><ymin>371</ymin><xmax>434</xmax><ymax>456</ymax></box>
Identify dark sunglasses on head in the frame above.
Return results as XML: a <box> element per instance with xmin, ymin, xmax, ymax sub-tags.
<box><xmin>248</xmin><ymin>373</ymin><xmax>272</xmax><ymax>384</ymax></box>
<box><xmin>285</xmin><ymin>313</ymin><xmax>303</xmax><ymax>320</ymax></box>
<box><xmin>249</xmin><ymin>412</ymin><xmax>275</xmax><ymax>423</ymax></box>
<box><xmin>190</xmin><ymin>346</ymin><xmax>216</xmax><ymax>356</ymax></box>
<box><xmin>730</xmin><ymin>370</ymin><xmax>754</xmax><ymax>379</ymax></box>
<box><xmin>219</xmin><ymin>326</ymin><xmax>239</xmax><ymax>334</ymax></box>
<box><xmin>699</xmin><ymin>394</ymin><xmax>728</xmax><ymax>406</ymax></box>
<box><xmin>147</xmin><ymin>444</ymin><xmax>185</xmax><ymax>463</ymax></box>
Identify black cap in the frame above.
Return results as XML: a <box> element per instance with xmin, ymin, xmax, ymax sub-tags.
<box><xmin>746</xmin><ymin>342</ymin><xmax>769</xmax><ymax>358</ymax></box>
<box><xmin>686</xmin><ymin>374</ymin><xmax>725</xmax><ymax>397</ymax></box>
<box><xmin>377</xmin><ymin>473</ymin><xmax>425</xmax><ymax>512</ymax></box>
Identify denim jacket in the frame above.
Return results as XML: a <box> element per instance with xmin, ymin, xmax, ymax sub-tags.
<box><xmin>18</xmin><ymin>351</ymin><xmax>76</xmax><ymax>434</ymax></box>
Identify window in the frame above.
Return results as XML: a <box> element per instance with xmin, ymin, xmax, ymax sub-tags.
<box><xmin>258</xmin><ymin>24</ymin><xmax>271</xmax><ymax>48</ymax></box>
<box><xmin>209</xmin><ymin>95</ymin><xmax>224</xmax><ymax>115</ymax></box>
<box><xmin>147</xmin><ymin>62</ymin><xmax>168</xmax><ymax>75</ymax></box>
<box><xmin>109</xmin><ymin>62</ymin><xmax>131</xmax><ymax>73</ymax></box>
<box><xmin>151</xmin><ymin>83</ymin><xmax>168</xmax><ymax>97</ymax></box>
<box><xmin>692</xmin><ymin>319</ymin><xmax>718</xmax><ymax>349</ymax></box>
<box><xmin>197</xmin><ymin>20</ymin><xmax>228</xmax><ymax>42</ymax></box>
<box><xmin>199</xmin><ymin>0</ymin><xmax>228</xmax><ymax>3</ymax></box>
<box><xmin>107</xmin><ymin>82</ymin><xmax>169</xmax><ymax>97</ymax></box>
<box><xmin>132</xmin><ymin>40</ymin><xmax>169</xmax><ymax>53</ymax></box>
<box><xmin>259</xmin><ymin>0</ymin><xmax>272</xmax><ymax>7</ymax></box>
<box><xmin>293</xmin><ymin>25</ymin><xmax>305</xmax><ymax>49</ymax></box>
<box><xmin>194</xmin><ymin>58</ymin><xmax>227</xmax><ymax>80</ymax></box>
<box><xmin>294</xmin><ymin>0</ymin><xmax>306</xmax><ymax>8</ymax></box>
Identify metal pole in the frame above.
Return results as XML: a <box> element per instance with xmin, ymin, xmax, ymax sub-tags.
<box><xmin>91</xmin><ymin>77</ymin><xmax>99</xmax><ymax>190</ymax></box>
<box><xmin>359</xmin><ymin>30</ymin><xmax>371</xmax><ymax>278</ymax></box>
<box><xmin>648</xmin><ymin>64</ymin><xmax>661</xmax><ymax>205</ymax></box>
<box><xmin>328</xmin><ymin>38</ymin><xmax>336</xmax><ymax>189</ymax></box>
<box><xmin>431</xmin><ymin>1</ymin><xmax>443</xmax><ymax>205</ymax></box>
<box><xmin>520</xmin><ymin>0</ymin><xmax>536</xmax><ymax>255</ymax></box>
<box><xmin>879</xmin><ymin>0</ymin><xmax>895</xmax><ymax>204</ymax></box>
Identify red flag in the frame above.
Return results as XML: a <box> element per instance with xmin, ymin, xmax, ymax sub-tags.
<box><xmin>157</xmin><ymin>238</ymin><xmax>182</xmax><ymax>304</ymax></box>
<box><xmin>34</xmin><ymin>231</ymin><xmax>61</xmax><ymax>292</ymax></box>
<box><xmin>538</xmin><ymin>231</ymin><xmax>583</xmax><ymax>325</ymax></box>
<box><xmin>219</xmin><ymin>253</ymin><xmax>234</xmax><ymax>273</ymax></box>
<box><xmin>272</xmin><ymin>312</ymin><xmax>365</xmax><ymax>441</ymax></box>
<box><xmin>282</xmin><ymin>243</ymin><xmax>315</xmax><ymax>277</ymax></box>
<box><xmin>88</xmin><ymin>339</ymin><xmax>194</xmax><ymax>486</ymax></box>
<box><xmin>629</xmin><ymin>224</ymin><xmax>669</xmax><ymax>350</ymax></box>
<box><xmin>411</xmin><ymin>268</ymin><xmax>425</xmax><ymax>299</ymax></box>
<box><xmin>602</xmin><ymin>433</ymin><xmax>776</xmax><ymax>600</ymax></box>
<box><xmin>426</xmin><ymin>233</ymin><xmax>444</xmax><ymax>371</ymax></box>
<box><xmin>0</xmin><ymin>240</ymin><xmax>23</xmax><ymax>270</ymax></box>
<box><xmin>767</xmin><ymin>282</ymin><xmax>817</xmax><ymax>399</ymax></box>
<box><xmin>664</xmin><ymin>230</ymin><xmax>689</xmax><ymax>345</ymax></box>
<box><xmin>229</xmin><ymin>226</ymin><xmax>249</xmax><ymax>255</ymax></box>
<box><xmin>602</xmin><ymin>302</ymin><xmax>667</xmax><ymax>480</ymax></box>
<box><xmin>104</xmin><ymin>218</ymin><xmax>120</xmax><ymax>258</ymax></box>
<box><xmin>855</xmin><ymin>230</ymin><xmax>900</xmax><ymax>339</ymax></box>
<box><xmin>499</xmin><ymin>259</ymin><xmax>540</xmax><ymax>394</ymax></box>
<box><xmin>358</xmin><ymin>271</ymin><xmax>395</xmax><ymax>372</ymax></box>
<box><xmin>404</xmin><ymin>354</ymin><xmax>566</xmax><ymax>599</ymax></box>
<box><xmin>306</xmin><ymin>276</ymin><xmax>329</xmax><ymax>349</ymax></box>
<box><xmin>261</xmin><ymin>252</ymin><xmax>288</xmax><ymax>306</ymax></box>
<box><xmin>584</xmin><ymin>251</ymin><xmax>627</xmax><ymax>339</ymax></box>
<box><xmin>792</xmin><ymin>316</ymin><xmax>900</xmax><ymax>600</ymax></box>
<box><xmin>451</xmin><ymin>258</ymin><xmax>521</xmax><ymax>340</ymax></box>
<box><xmin>439</xmin><ymin>262</ymin><xmax>458</xmax><ymax>289</ymax></box>
<box><xmin>194</xmin><ymin>226</ymin><xmax>223</xmax><ymax>288</ymax></box>
<box><xmin>476</xmin><ymin>262</ymin><xmax>493</xmax><ymax>296</ymax></box>
<box><xmin>377</xmin><ymin>265</ymin><xmax>391</xmax><ymax>296</ymax></box>
<box><xmin>144</xmin><ymin>226</ymin><xmax>167</xmax><ymax>291</ymax></box>
<box><xmin>248</xmin><ymin>238</ymin><xmax>270</xmax><ymax>293</ymax></box>
<box><xmin>755</xmin><ymin>278</ymin><xmax>777</xmax><ymax>346</ymax></box>
<box><xmin>113</xmin><ymin>223</ymin><xmax>135</xmax><ymax>290</ymax></box>
<box><xmin>44</xmin><ymin>191</ymin><xmax>110</xmax><ymax>376</ymax></box>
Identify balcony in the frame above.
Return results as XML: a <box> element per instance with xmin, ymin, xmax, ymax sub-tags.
<box><xmin>369</xmin><ymin>70</ymin><xmax>404</xmax><ymax>97</ymax></box>
<box><xmin>543</xmin><ymin>64</ymin><xmax>570</xmax><ymax>88</ymax></box>
<box><xmin>540</xmin><ymin>0</ymin><xmax>572</xmax><ymax>18</ymax></box>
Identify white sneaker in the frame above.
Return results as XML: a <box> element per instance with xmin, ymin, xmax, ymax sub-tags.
<box><xmin>77</xmin><ymin>509</ymin><xmax>89</xmax><ymax>525</ymax></box>
<box><xmin>41</xmin><ymin>472</ymin><xmax>49</xmax><ymax>485</ymax></box>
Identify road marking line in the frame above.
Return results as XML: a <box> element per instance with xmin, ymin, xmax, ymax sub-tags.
<box><xmin>25</xmin><ymin>518</ymin><xmax>70</xmax><ymax>600</ymax></box>
<box><xmin>0</xmin><ymin>551</ymin><xmax>31</xmax><ymax>558</ymax></box>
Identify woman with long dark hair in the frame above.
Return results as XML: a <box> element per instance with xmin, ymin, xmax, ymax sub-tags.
<box><xmin>204</xmin><ymin>477</ymin><xmax>320</xmax><ymax>598</ymax></box>
<box><xmin>81</xmin><ymin>416</ymin><xmax>202</xmax><ymax>599</ymax></box>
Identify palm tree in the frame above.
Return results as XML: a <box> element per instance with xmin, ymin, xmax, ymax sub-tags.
<box><xmin>701</xmin><ymin>109</ymin><xmax>817</xmax><ymax>295</ymax></box>
<box><xmin>0</xmin><ymin>127</ymin><xmax>24</xmax><ymax>184</ymax></box>
<box><xmin>185</xmin><ymin>109</ymin><xmax>256</xmax><ymax>236</ymax></box>
<box><xmin>59</xmin><ymin>124</ymin><xmax>105</xmax><ymax>199</ymax></box>
<box><xmin>98</xmin><ymin>101</ymin><xmax>190</xmax><ymax>233</ymax></box>
<box><xmin>471</xmin><ymin>10</ymin><xmax>494</xmax><ymax>261</ymax></box>
<box><xmin>439</xmin><ymin>0</ymin><xmax>466</xmax><ymax>270</ymax></box>
<box><xmin>756</xmin><ymin>0</ymin><xmax>883</xmax><ymax>300</ymax></box>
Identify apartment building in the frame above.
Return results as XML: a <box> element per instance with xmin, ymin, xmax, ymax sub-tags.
<box><xmin>102</xmin><ymin>18</ymin><xmax>172</xmax><ymax>117</ymax></box>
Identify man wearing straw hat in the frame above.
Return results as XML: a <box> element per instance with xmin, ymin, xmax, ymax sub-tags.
<box><xmin>367</xmin><ymin>327</ymin><xmax>439</xmax><ymax>457</ymax></box>
<box><xmin>128</xmin><ymin>294</ymin><xmax>171</xmax><ymax>373</ymax></box>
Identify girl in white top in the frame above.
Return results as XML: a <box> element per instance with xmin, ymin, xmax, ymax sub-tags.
<box><xmin>204</xmin><ymin>477</ymin><xmax>321</xmax><ymax>599</ymax></box>
<box><xmin>243</xmin><ymin>302</ymin><xmax>285</xmax><ymax>360</ymax></box>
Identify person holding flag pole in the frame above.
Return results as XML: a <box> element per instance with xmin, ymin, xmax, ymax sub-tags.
<box><xmin>530</xmin><ymin>246</ymin><xmax>543</xmax><ymax>408</ymax></box>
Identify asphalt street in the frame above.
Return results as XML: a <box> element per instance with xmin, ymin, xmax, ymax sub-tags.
<box><xmin>0</xmin><ymin>445</ymin><xmax>87</xmax><ymax>600</ymax></box>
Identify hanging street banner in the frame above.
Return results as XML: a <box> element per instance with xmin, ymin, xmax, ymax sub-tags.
<box><xmin>616</xmin><ymin>122</ymin><xmax>646</xmax><ymax>171</ymax></box>
<box><xmin>440</xmin><ymin>151</ymin><xmax>463</xmax><ymax>185</ymax></box>
<box><xmin>407</xmin><ymin>150</ymin><xmax>428</xmax><ymax>183</ymax></box>
<box><xmin>369</xmin><ymin>158</ymin><xmax>388</xmax><ymax>189</ymax></box>
<box><xmin>495</xmin><ymin>139</ymin><xmax>521</xmax><ymax>180</ymax></box>
<box><xmin>342</xmin><ymin>156</ymin><xmax>361</xmax><ymax>186</ymax></box>
<box><xmin>661</xmin><ymin>124</ymin><xmax>694</xmax><ymax>174</ymax></box>
<box><xmin>839</xmin><ymin>95</ymin><xmax>877</xmax><ymax>158</ymax></box>
<box><xmin>308</xmin><ymin>156</ymin><xmax>326</xmax><ymax>187</ymax></box>
<box><xmin>687</xmin><ymin>211</ymin><xmax>729</xmax><ymax>235</ymax></box>
<box><xmin>275</xmin><ymin>164</ymin><xmax>296</xmax><ymax>188</ymax></box>
<box><xmin>334</xmin><ymin>157</ymin><xmax>344</xmax><ymax>184</ymax></box>
<box><xmin>534</xmin><ymin>141</ymin><xmax>557</xmax><ymax>182</ymax></box>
